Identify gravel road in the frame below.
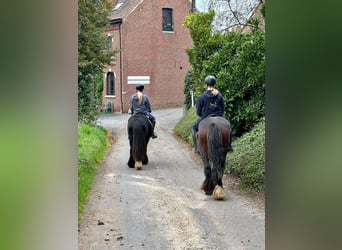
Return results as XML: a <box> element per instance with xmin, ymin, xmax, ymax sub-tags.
<box><xmin>78</xmin><ymin>107</ymin><xmax>265</xmax><ymax>250</ymax></box>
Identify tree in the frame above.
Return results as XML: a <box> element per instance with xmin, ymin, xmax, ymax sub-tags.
<box><xmin>183</xmin><ymin>9</ymin><xmax>265</xmax><ymax>137</ymax></box>
<box><xmin>183</xmin><ymin>10</ymin><xmax>222</xmax><ymax>97</ymax></box>
<box><xmin>206</xmin><ymin>0</ymin><xmax>263</xmax><ymax>33</ymax></box>
<box><xmin>78</xmin><ymin>0</ymin><xmax>119</xmax><ymax>123</ymax></box>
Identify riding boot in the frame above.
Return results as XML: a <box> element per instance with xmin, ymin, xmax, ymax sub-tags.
<box><xmin>192</xmin><ymin>129</ymin><xmax>200</xmax><ymax>154</ymax></box>
<box><xmin>151</xmin><ymin>121</ymin><xmax>157</xmax><ymax>139</ymax></box>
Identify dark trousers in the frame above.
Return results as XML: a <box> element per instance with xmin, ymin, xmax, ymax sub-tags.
<box><xmin>146</xmin><ymin>113</ymin><xmax>156</xmax><ymax>128</ymax></box>
<box><xmin>192</xmin><ymin>117</ymin><xmax>203</xmax><ymax>133</ymax></box>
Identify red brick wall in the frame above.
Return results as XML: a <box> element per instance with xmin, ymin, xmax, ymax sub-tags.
<box><xmin>102</xmin><ymin>23</ymin><xmax>122</xmax><ymax>113</ymax></box>
<box><xmin>103</xmin><ymin>0</ymin><xmax>193</xmax><ymax>113</ymax></box>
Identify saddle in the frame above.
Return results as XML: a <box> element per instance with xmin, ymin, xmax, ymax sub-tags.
<box><xmin>146</xmin><ymin>116</ymin><xmax>153</xmax><ymax>127</ymax></box>
<box><xmin>134</xmin><ymin>112</ymin><xmax>153</xmax><ymax>127</ymax></box>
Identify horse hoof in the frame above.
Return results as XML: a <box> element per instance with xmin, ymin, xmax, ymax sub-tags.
<box><xmin>213</xmin><ymin>185</ymin><xmax>226</xmax><ymax>200</ymax></box>
<box><xmin>135</xmin><ymin>161</ymin><xmax>142</xmax><ymax>170</ymax></box>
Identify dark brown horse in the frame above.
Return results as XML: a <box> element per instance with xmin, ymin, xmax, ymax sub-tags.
<box><xmin>197</xmin><ymin>116</ymin><xmax>231</xmax><ymax>200</ymax></box>
<box><xmin>127</xmin><ymin>113</ymin><xmax>153</xmax><ymax>170</ymax></box>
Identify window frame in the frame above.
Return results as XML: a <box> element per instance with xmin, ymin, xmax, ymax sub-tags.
<box><xmin>106</xmin><ymin>72</ymin><xmax>115</xmax><ymax>96</ymax></box>
<box><xmin>107</xmin><ymin>35</ymin><xmax>113</xmax><ymax>51</ymax></box>
<box><xmin>162</xmin><ymin>8</ymin><xmax>173</xmax><ymax>32</ymax></box>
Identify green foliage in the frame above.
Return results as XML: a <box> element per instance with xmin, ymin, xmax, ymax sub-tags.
<box><xmin>173</xmin><ymin>107</ymin><xmax>198</xmax><ymax>145</ymax></box>
<box><xmin>184</xmin><ymin>71</ymin><xmax>194</xmax><ymax>110</ymax></box>
<box><xmin>227</xmin><ymin>117</ymin><xmax>265</xmax><ymax>191</ymax></box>
<box><xmin>183</xmin><ymin>11</ymin><xmax>265</xmax><ymax>137</ymax></box>
<box><xmin>261</xmin><ymin>2</ymin><xmax>266</xmax><ymax>18</ymax></box>
<box><xmin>78</xmin><ymin>123</ymin><xmax>108</xmax><ymax>223</ymax></box>
<box><xmin>78</xmin><ymin>73</ymin><xmax>97</xmax><ymax>124</ymax></box>
<box><xmin>78</xmin><ymin>0</ymin><xmax>119</xmax><ymax>123</ymax></box>
<box><xmin>183</xmin><ymin>10</ymin><xmax>223</xmax><ymax>95</ymax></box>
<box><xmin>246</xmin><ymin>18</ymin><xmax>261</xmax><ymax>32</ymax></box>
<box><xmin>208</xmin><ymin>30</ymin><xmax>265</xmax><ymax>136</ymax></box>
<box><xmin>95</xmin><ymin>73</ymin><xmax>104</xmax><ymax>105</ymax></box>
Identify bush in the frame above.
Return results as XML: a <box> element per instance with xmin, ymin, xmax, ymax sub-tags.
<box><xmin>173</xmin><ymin>107</ymin><xmax>198</xmax><ymax>145</ymax></box>
<box><xmin>204</xmin><ymin>30</ymin><xmax>265</xmax><ymax>137</ymax></box>
<box><xmin>226</xmin><ymin>117</ymin><xmax>265</xmax><ymax>191</ymax></box>
<box><xmin>184</xmin><ymin>71</ymin><xmax>194</xmax><ymax>110</ymax></box>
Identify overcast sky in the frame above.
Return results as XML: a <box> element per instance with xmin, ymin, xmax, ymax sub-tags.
<box><xmin>195</xmin><ymin>0</ymin><xmax>207</xmax><ymax>12</ymax></box>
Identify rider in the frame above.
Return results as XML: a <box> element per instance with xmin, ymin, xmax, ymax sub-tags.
<box><xmin>129</xmin><ymin>84</ymin><xmax>157</xmax><ymax>139</ymax></box>
<box><xmin>192</xmin><ymin>75</ymin><xmax>233</xmax><ymax>154</ymax></box>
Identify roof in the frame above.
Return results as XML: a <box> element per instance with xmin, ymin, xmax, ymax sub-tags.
<box><xmin>110</xmin><ymin>0</ymin><xmax>144</xmax><ymax>21</ymax></box>
<box><xmin>110</xmin><ymin>0</ymin><xmax>194</xmax><ymax>21</ymax></box>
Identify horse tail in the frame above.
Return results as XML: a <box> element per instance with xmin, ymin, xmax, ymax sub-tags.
<box><xmin>132</xmin><ymin>118</ymin><xmax>146</xmax><ymax>161</ymax></box>
<box><xmin>207</xmin><ymin>122</ymin><xmax>225</xmax><ymax>187</ymax></box>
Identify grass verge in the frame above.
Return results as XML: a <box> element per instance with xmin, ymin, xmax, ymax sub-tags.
<box><xmin>78</xmin><ymin>123</ymin><xmax>108</xmax><ymax>224</ymax></box>
<box><xmin>174</xmin><ymin>107</ymin><xmax>198</xmax><ymax>146</ymax></box>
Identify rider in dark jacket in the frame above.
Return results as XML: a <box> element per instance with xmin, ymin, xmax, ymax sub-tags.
<box><xmin>192</xmin><ymin>75</ymin><xmax>232</xmax><ymax>154</ymax></box>
<box><xmin>130</xmin><ymin>84</ymin><xmax>157</xmax><ymax>139</ymax></box>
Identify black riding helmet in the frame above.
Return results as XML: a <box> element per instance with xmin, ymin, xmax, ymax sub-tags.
<box><xmin>136</xmin><ymin>84</ymin><xmax>144</xmax><ymax>91</ymax></box>
<box><xmin>204</xmin><ymin>75</ymin><xmax>216</xmax><ymax>86</ymax></box>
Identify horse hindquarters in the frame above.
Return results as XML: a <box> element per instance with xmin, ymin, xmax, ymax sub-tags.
<box><xmin>127</xmin><ymin>114</ymin><xmax>151</xmax><ymax>169</ymax></box>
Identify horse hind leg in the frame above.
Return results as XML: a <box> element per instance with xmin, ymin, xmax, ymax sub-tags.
<box><xmin>127</xmin><ymin>148</ymin><xmax>135</xmax><ymax>168</ymax></box>
<box><xmin>213</xmin><ymin>185</ymin><xmax>226</xmax><ymax>200</ymax></box>
<box><xmin>201</xmin><ymin>159</ymin><xmax>214</xmax><ymax>195</ymax></box>
<box><xmin>135</xmin><ymin>161</ymin><xmax>142</xmax><ymax>170</ymax></box>
<box><xmin>212</xmin><ymin>162</ymin><xmax>226</xmax><ymax>200</ymax></box>
<box><xmin>142</xmin><ymin>157</ymin><xmax>148</xmax><ymax>165</ymax></box>
<box><xmin>142</xmin><ymin>149</ymin><xmax>148</xmax><ymax>165</ymax></box>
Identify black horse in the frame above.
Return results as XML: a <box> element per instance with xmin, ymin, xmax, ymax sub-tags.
<box><xmin>127</xmin><ymin>113</ymin><xmax>153</xmax><ymax>170</ymax></box>
<box><xmin>197</xmin><ymin>116</ymin><xmax>231</xmax><ymax>200</ymax></box>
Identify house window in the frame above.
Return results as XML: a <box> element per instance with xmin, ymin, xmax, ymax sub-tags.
<box><xmin>106</xmin><ymin>72</ymin><xmax>115</xmax><ymax>95</ymax></box>
<box><xmin>107</xmin><ymin>36</ymin><xmax>113</xmax><ymax>51</ymax></box>
<box><xmin>162</xmin><ymin>8</ymin><xmax>173</xmax><ymax>32</ymax></box>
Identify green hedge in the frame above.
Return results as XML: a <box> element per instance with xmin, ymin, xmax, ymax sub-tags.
<box><xmin>174</xmin><ymin>107</ymin><xmax>198</xmax><ymax>146</ymax></box>
<box><xmin>227</xmin><ymin>117</ymin><xmax>265</xmax><ymax>191</ymax></box>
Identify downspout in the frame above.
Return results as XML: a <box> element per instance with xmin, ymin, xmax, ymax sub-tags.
<box><xmin>191</xmin><ymin>0</ymin><xmax>196</xmax><ymax>12</ymax></box>
<box><xmin>119</xmin><ymin>21</ymin><xmax>123</xmax><ymax>113</ymax></box>
<box><xmin>110</xmin><ymin>18</ymin><xmax>123</xmax><ymax>113</ymax></box>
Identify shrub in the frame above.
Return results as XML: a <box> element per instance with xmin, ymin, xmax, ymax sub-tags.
<box><xmin>173</xmin><ymin>107</ymin><xmax>198</xmax><ymax>145</ymax></box>
<box><xmin>204</xmin><ymin>30</ymin><xmax>265</xmax><ymax>137</ymax></box>
<box><xmin>226</xmin><ymin>117</ymin><xmax>265</xmax><ymax>191</ymax></box>
<box><xmin>184</xmin><ymin>71</ymin><xmax>194</xmax><ymax>110</ymax></box>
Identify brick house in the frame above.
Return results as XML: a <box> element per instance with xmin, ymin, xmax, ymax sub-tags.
<box><xmin>102</xmin><ymin>0</ymin><xmax>194</xmax><ymax>113</ymax></box>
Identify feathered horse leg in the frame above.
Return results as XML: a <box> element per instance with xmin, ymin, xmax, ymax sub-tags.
<box><xmin>200</xmin><ymin>156</ymin><xmax>214</xmax><ymax>195</ymax></box>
